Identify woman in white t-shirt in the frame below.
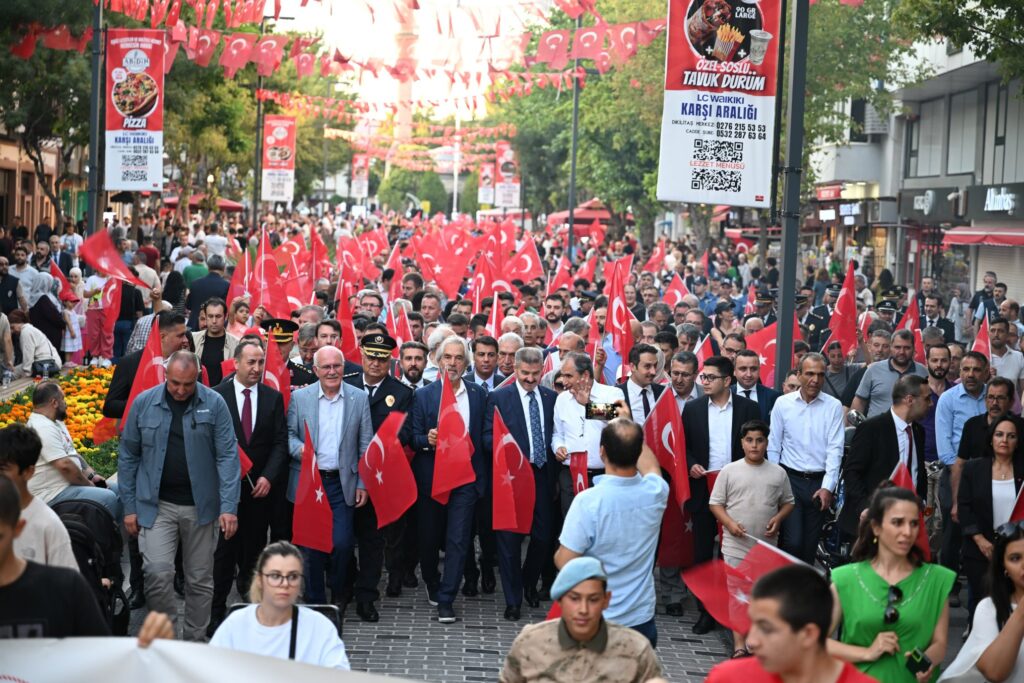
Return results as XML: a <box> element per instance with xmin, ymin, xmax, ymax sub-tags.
<box><xmin>210</xmin><ymin>541</ymin><xmax>350</xmax><ymax>670</ymax></box>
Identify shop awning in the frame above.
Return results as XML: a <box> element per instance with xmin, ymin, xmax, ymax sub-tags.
<box><xmin>942</xmin><ymin>225</ymin><xmax>1024</xmax><ymax>247</ymax></box>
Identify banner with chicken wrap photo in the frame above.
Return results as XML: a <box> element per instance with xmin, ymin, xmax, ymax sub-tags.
<box><xmin>657</xmin><ymin>0</ymin><xmax>783</xmax><ymax>208</ymax></box>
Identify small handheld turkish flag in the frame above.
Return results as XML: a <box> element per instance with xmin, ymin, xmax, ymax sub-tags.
<box><xmin>663</xmin><ymin>272</ymin><xmax>691</xmax><ymax>309</ymax></box>
<box><xmin>358</xmin><ymin>412</ymin><xmax>417</xmax><ymax>529</ymax></box>
<box><xmin>973</xmin><ymin>314</ymin><xmax>992</xmax><ymax>362</ymax></box>
<box><xmin>491</xmin><ymin>408</ymin><xmax>536</xmax><ymax>534</ymax></box>
<box><xmin>432</xmin><ymin>373</ymin><xmax>476</xmax><ymax>504</ymax></box>
<box><xmin>643</xmin><ymin>389</ymin><xmax>691</xmax><ymax>508</ymax></box>
<box><xmin>569</xmin><ymin>452</ymin><xmax>589</xmax><ymax>495</ymax></box>
<box><xmin>101</xmin><ymin>278</ymin><xmax>122</xmax><ymax>342</ymax></box>
<box><xmin>121</xmin><ymin>317</ymin><xmax>164</xmax><ymax>430</ymax></box>
<box><xmin>827</xmin><ymin>261</ymin><xmax>859</xmax><ymax>357</ymax></box>
<box><xmin>80</xmin><ymin>230</ymin><xmax>149</xmax><ymax>289</ymax></box>
<box><xmin>292</xmin><ymin>424</ymin><xmax>333</xmax><ymax>554</ymax></box>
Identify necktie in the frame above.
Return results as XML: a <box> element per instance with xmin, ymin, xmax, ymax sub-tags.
<box><xmin>905</xmin><ymin>425</ymin><xmax>914</xmax><ymax>469</ymax></box>
<box><xmin>641</xmin><ymin>388</ymin><xmax>651</xmax><ymax>417</ymax></box>
<box><xmin>743</xmin><ymin>389</ymin><xmax>752</xmax><ymax>401</ymax></box>
<box><xmin>528</xmin><ymin>391</ymin><xmax>546</xmax><ymax>467</ymax></box>
<box><xmin>241</xmin><ymin>388</ymin><xmax>252</xmax><ymax>443</ymax></box>
<box><xmin>367</xmin><ymin>384</ymin><xmax>377</xmax><ymax>400</ymax></box>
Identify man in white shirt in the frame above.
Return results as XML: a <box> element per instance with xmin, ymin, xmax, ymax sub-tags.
<box><xmin>203</xmin><ymin>223</ymin><xmax>229</xmax><ymax>258</ymax></box>
<box><xmin>0</xmin><ymin>423</ymin><xmax>77</xmax><ymax>571</ymax></box>
<box><xmin>767</xmin><ymin>353</ymin><xmax>845</xmax><ymax>564</ymax></box>
<box><xmin>552</xmin><ymin>352</ymin><xmax>623</xmax><ymax>517</ymax></box>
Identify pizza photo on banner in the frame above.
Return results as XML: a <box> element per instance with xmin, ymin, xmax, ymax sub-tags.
<box><xmin>350</xmin><ymin>153</ymin><xmax>370</xmax><ymax>200</ymax></box>
<box><xmin>261</xmin><ymin>115</ymin><xmax>297</xmax><ymax>204</ymax></box>
<box><xmin>493</xmin><ymin>140</ymin><xmax>521</xmax><ymax>209</ymax></box>
<box><xmin>103</xmin><ymin>29</ymin><xmax>165</xmax><ymax>191</ymax></box>
<box><xmin>656</xmin><ymin>0</ymin><xmax>783</xmax><ymax>208</ymax></box>
<box><xmin>477</xmin><ymin>161</ymin><xmax>495</xmax><ymax>206</ymax></box>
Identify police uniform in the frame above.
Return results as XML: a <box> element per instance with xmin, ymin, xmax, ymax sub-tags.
<box><xmin>755</xmin><ymin>289</ymin><xmax>777</xmax><ymax>326</ymax></box>
<box><xmin>798</xmin><ymin>293</ymin><xmax>826</xmax><ymax>350</ymax></box>
<box><xmin>342</xmin><ymin>333</ymin><xmax>417</xmax><ymax>618</ymax></box>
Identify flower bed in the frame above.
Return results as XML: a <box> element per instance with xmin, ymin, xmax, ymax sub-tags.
<box><xmin>0</xmin><ymin>367</ymin><xmax>119</xmax><ymax>478</ymax></box>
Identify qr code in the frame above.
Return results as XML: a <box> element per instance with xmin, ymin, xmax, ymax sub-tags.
<box><xmin>122</xmin><ymin>154</ymin><xmax>147</xmax><ymax>167</ymax></box>
<box><xmin>269</xmin><ymin>182</ymin><xmax>286</xmax><ymax>195</ymax></box>
<box><xmin>693</xmin><ymin>139</ymin><xmax>744</xmax><ymax>162</ymax></box>
<box><xmin>121</xmin><ymin>170</ymin><xmax>146</xmax><ymax>182</ymax></box>
<box><xmin>690</xmin><ymin>169</ymin><xmax>742</xmax><ymax>192</ymax></box>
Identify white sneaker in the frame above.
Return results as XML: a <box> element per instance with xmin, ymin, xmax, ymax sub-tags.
<box><xmin>100</xmin><ymin>359</ymin><xmax>112</xmax><ymax>368</ymax></box>
<box><xmin>89</xmin><ymin>358</ymin><xmax>99</xmax><ymax>367</ymax></box>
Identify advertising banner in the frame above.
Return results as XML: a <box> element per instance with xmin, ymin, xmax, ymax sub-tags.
<box><xmin>261</xmin><ymin>115</ymin><xmax>296</xmax><ymax>203</ymax></box>
<box><xmin>656</xmin><ymin>0</ymin><xmax>784</xmax><ymax>208</ymax></box>
<box><xmin>351</xmin><ymin>153</ymin><xmax>370</xmax><ymax>200</ymax></box>
<box><xmin>104</xmin><ymin>29</ymin><xmax>165</xmax><ymax>191</ymax></box>
<box><xmin>477</xmin><ymin>161</ymin><xmax>495</xmax><ymax>206</ymax></box>
<box><xmin>494</xmin><ymin>140</ymin><xmax>520</xmax><ymax>209</ymax></box>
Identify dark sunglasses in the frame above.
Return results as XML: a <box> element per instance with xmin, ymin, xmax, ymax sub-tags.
<box><xmin>883</xmin><ymin>585</ymin><xmax>903</xmax><ymax>625</ymax></box>
<box><xmin>996</xmin><ymin>520</ymin><xmax>1024</xmax><ymax>540</ymax></box>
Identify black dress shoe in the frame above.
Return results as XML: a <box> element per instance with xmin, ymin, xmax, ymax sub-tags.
<box><xmin>538</xmin><ymin>587</ymin><xmax>551</xmax><ymax>602</ymax></box>
<box><xmin>386</xmin><ymin>578</ymin><xmax>402</xmax><ymax>598</ymax></box>
<box><xmin>666</xmin><ymin>603</ymin><xmax>684</xmax><ymax>617</ymax></box>
<box><xmin>524</xmin><ymin>587</ymin><xmax>540</xmax><ymax>608</ymax></box>
<box><xmin>481</xmin><ymin>568</ymin><xmax>496</xmax><ymax>594</ymax></box>
<box><xmin>173</xmin><ymin>572</ymin><xmax>185</xmax><ymax>597</ymax></box>
<box><xmin>462</xmin><ymin>581</ymin><xmax>479</xmax><ymax>597</ymax></box>
<box><xmin>402</xmin><ymin>573</ymin><xmax>419</xmax><ymax>588</ymax></box>
<box><xmin>504</xmin><ymin>605</ymin><xmax>521</xmax><ymax>621</ymax></box>
<box><xmin>693</xmin><ymin>611</ymin><xmax>718</xmax><ymax>634</ymax></box>
<box><xmin>128</xmin><ymin>587</ymin><xmax>146</xmax><ymax>610</ymax></box>
<box><xmin>437</xmin><ymin>603</ymin><xmax>457</xmax><ymax>623</ymax></box>
<box><xmin>356</xmin><ymin>602</ymin><xmax>380</xmax><ymax>623</ymax></box>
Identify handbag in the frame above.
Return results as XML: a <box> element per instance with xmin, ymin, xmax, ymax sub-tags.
<box><xmin>31</xmin><ymin>359</ymin><xmax>59</xmax><ymax>377</ymax></box>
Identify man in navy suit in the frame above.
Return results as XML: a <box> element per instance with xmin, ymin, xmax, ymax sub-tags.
<box><xmin>733</xmin><ymin>349</ymin><xmax>781</xmax><ymax>423</ymax></box>
<box><xmin>184</xmin><ymin>254</ymin><xmax>230</xmax><ymax>330</ymax></box>
<box><xmin>482</xmin><ymin>347</ymin><xmax>557</xmax><ymax>621</ymax></box>
<box><xmin>615</xmin><ymin>343</ymin><xmax>665</xmax><ymax>426</ymax></box>
<box><xmin>408</xmin><ymin>336</ymin><xmax>488</xmax><ymax>624</ymax></box>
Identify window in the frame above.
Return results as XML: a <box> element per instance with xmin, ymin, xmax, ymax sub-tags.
<box><xmin>947</xmin><ymin>90</ymin><xmax>978</xmax><ymax>175</ymax></box>
<box><xmin>850</xmin><ymin>99</ymin><xmax>868</xmax><ymax>143</ymax></box>
<box><xmin>995</xmin><ymin>84</ymin><xmax>1008</xmax><ymax>147</ymax></box>
<box><xmin>907</xmin><ymin>98</ymin><xmax>943</xmax><ymax>177</ymax></box>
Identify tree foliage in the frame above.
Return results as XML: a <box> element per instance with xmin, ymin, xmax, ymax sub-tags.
<box><xmin>378</xmin><ymin>166</ymin><xmax>448</xmax><ymax>216</ymax></box>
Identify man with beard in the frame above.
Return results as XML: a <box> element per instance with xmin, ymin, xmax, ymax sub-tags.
<box><xmin>840</xmin><ymin>329</ymin><xmax>892</xmax><ymax>410</ymax></box>
<box><xmin>851</xmin><ymin>329</ymin><xmax>927</xmax><ymax>418</ymax></box>
<box><xmin>920</xmin><ymin>343</ymin><xmax>953</xmax><ymax>552</ymax></box>
<box><xmin>989</xmin><ymin>317</ymin><xmax>1024</xmax><ymax>400</ymax></box>
<box><xmin>543</xmin><ymin>295</ymin><xmax>566</xmax><ymax>339</ymax></box>
<box><xmin>399</xmin><ymin>341</ymin><xmax>430</xmax><ymax>389</ymax></box>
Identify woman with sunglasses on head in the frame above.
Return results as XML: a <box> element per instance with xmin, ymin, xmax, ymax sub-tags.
<box><xmin>210</xmin><ymin>541</ymin><xmax>350</xmax><ymax>670</ymax></box>
<box><xmin>828</xmin><ymin>484</ymin><xmax>955</xmax><ymax>682</ymax></box>
<box><xmin>941</xmin><ymin>522</ymin><xmax>1024</xmax><ymax>681</ymax></box>
<box><xmin>958</xmin><ymin>415</ymin><xmax>1024</xmax><ymax>625</ymax></box>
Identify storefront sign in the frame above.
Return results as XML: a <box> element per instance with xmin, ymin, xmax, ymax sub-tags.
<box><xmin>898</xmin><ymin>187</ymin><xmax>959</xmax><ymax>223</ymax></box>
<box><xmin>494</xmin><ymin>140</ymin><xmax>520</xmax><ymax>209</ymax></box>
<box><xmin>260</xmin><ymin>115</ymin><xmax>296</xmax><ymax>203</ymax></box>
<box><xmin>350</xmin><ymin>153</ymin><xmax>369</xmax><ymax>200</ymax></box>
<box><xmin>965</xmin><ymin>183</ymin><xmax>1024</xmax><ymax>221</ymax></box>
<box><xmin>103</xmin><ymin>29</ymin><xmax>165</xmax><ymax>191</ymax></box>
<box><xmin>657</xmin><ymin>0</ymin><xmax>784</xmax><ymax>208</ymax></box>
<box><xmin>912</xmin><ymin>190</ymin><xmax>934</xmax><ymax>215</ymax></box>
<box><xmin>984</xmin><ymin>187</ymin><xmax>1017</xmax><ymax>214</ymax></box>
<box><xmin>819</xmin><ymin>209</ymin><xmax>836</xmax><ymax>221</ymax></box>
<box><xmin>816</xmin><ymin>184</ymin><xmax>843</xmax><ymax>201</ymax></box>
<box><xmin>839</xmin><ymin>202</ymin><xmax>861</xmax><ymax>217</ymax></box>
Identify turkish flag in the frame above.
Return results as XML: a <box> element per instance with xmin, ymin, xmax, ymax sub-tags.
<box><xmin>121</xmin><ymin>318</ymin><xmax>165</xmax><ymax>429</ymax></box>
<box><xmin>682</xmin><ymin>541</ymin><xmax>796</xmax><ymax>634</ymax></box>
<box><xmin>469</xmin><ymin>256</ymin><xmax>496</xmax><ymax>315</ymax></box>
<box><xmin>359</xmin><ymin>412</ymin><xmax>417</xmax><ymax>528</ymax></box>
<box><xmin>972</xmin><ymin>314</ymin><xmax>992</xmax><ymax>362</ymax></box>
<box><xmin>570</xmin><ymin>24</ymin><xmax>606</xmax><ymax>60</ymax></box>
<box><xmin>569</xmin><ymin>452</ymin><xmax>589</xmax><ymax>495</ymax></box>
<box><xmin>262</xmin><ymin>337</ymin><xmax>291</xmax><ymax>411</ymax></box>
<box><xmin>308</xmin><ymin>226</ymin><xmax>332</xmax><ymax>281</ymax></box>
<box><xmin>608</xmin><ymin>22</ymin><xmax>639</xmax><ymax>63</ymax></box>
<box><xmin>643</xmin><ymin>389</ymin><xmax>691</xmax><ymax>508</ymax></box>
<box><xmin>221</xmin><ymin>358</ymin><xmax>236</xmax><ymax>378</ymax></box>
<box><xmin>273</xmin><ymin>235</ymin><xmax>307</xmax><ymax>270</ymax></box>
<box><xmin>576</xmin><ymin>254</ymin><xmax>598</xmax><ymax>285</ymax></box>
<box><xmin>92</xmin><ymin>417</ymin><xmax>118</xmax><ymax>445</ymax></box>
<box><xmin>10</xmin><ymin>26</ymin><xmax>39</xmax><ymax>60</ymax></box>
<box><xmin>238</xmin><ymin>445</ymin><xmax>253</xmax><ymax>479</ymax></box>
<box><xmin>899</xmin><ymin>296</ymin><xmax>920</xmax><ymax>332</ymax></box>
<box><xmin>292</xmin><ymin>424</ymin><xmax>334</xmax><ymax>553</ymax></box>
<box><xmin>588</xmin><ymin>219</ymin><xmax>606</xmax><ymax>246</ymax></box>
<box><xmin>294</xmin><ymin>51</ymin><xmax>316</xmax><ymax>78</ymax></box>
<box><xmin>80</xmin><ymin>230</ymin><xmax>149</xmax><ymax>289</ymax></box>
<box><xmin>642</xmin><ymin>239</ymin><xmax>666</xmax><ymax>273</ymax></box>
<box><xmin>49</xmin><ymin>262</ymin><xmax>77</xmax><ymax>303</ymax></box>
<box><xmin>827</xmin><ymin>261</ymin><xmax>859</xmax><ymax>358</ymax></box>
<box><xmin>607</xmin><ymin>255</ymin><xmax>634</xmax><ymax>363</ymax></box>
<box><xmin>1009</xmin><ymin>481</ymin><xmax>1024</xmax><ymax>522</ymax></box>
<box><xmin>101</xmin><ymin>279</ymin><xmax>122</xmax><ymax>341</ymax></box>
<box><xmin>745</xmin><ymin>321</ymin><xmax>780</xmax><ymax>379</ymax></box>
<box><xmin>534</xmin><ymin>29</ymin><xmax>571</xmax><ymax>70</ymax></box>
<box><xmin>219</xmin><ymin>32</ymin><xmax>258</xmax><ymax>78</ymax></box>
<box><xmin>890</xmin><ymin>462</ymin><xmax>930</xmax><ymax>560</ymax></box>
<box><xmin>504</xmin><ymin>237</ymin><xmax>543</xmax><ymax>282</ymax></box>
<box><xmin>185</xmin><ymin>28</ymin><xmax>220</xmax><ymax>67</ymax></box>
<box><xmin>249</xmin><ymin>230</ymin><xmax>289</xmax><ymax>319</ymax></box>
<box><xmin>337</xmin><ymin>237</ymin><xmax>366</xmax><ymax>287</ymax></box>
<box><xmin>432</xmin><ymin>373</ymin><xmax>477</xmax><ymax>504</ymax></box>
<box><xmin>253</xmin><ymin>35</ymin><xmax>285</xmax><ymax>77</ymax></box>
<box><xmin>40</xmin><ymin>25</ymin><xmax>76</xmax><ymax>51</ymax></box>
<box><xmin>383</xmin><ymin>241</ymin><xmax>404</xmax><ymax>303</ymax></box>
<box><xmin>491</xmin><ymin>408</ymin><xmax>536</xmax><ymax>534</ymax></box>
<box><xmin>483</xmin><ymin>220</ymin><xmax>515</xmax><ymax>263</ymax></box>
<box><xmin>548</xmin><ymin>255</ymin><xmax>573</xmax><ymax>293</ymax></box>
<box><xmin>553</xmin><ymin>0</ymin><xmax>585</xmax><ymax>18</ymax></box>
<box><xmin>228</xmin><ymin>248</ymin><xmax>251</xmax><ymax>304</ymax></box>
<box><xmin>432</xmin><ymin>246</ymin><xmax>473</xmax><ymax>301</ymax></box>
<box><xmin>663</xmin><ymin>272</ymin><xmax>691</xmax><ymax>309</ymax></box>
<box><xmin>485</xmin><ymin>285</ymin><xmax>507</xmax><ymax>338</ymax></box>
<box><xmin>333</xmin><ymin>285</ymin><xmax>361</xmax><ymax>361</ymax></box>
<box><xmin>656</xmin><ymin>498</ymin><xmax>694</xmax><ymax>567</ymax></box>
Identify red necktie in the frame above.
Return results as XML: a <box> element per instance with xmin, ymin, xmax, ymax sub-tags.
<box><xmin>241</xmin><ymin>387</ymin><xmax>252</xmax><ymax>443</ymax></box>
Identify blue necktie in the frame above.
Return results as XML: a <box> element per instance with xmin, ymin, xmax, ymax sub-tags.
<box><xmin>528</xmin><ymin>391</ymin><xmax>546</xmax><ymax>467</ymax></box>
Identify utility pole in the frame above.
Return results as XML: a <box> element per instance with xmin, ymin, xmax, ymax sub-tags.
<box><xmin>452</xmin><ymin>107</ymin><xmax>460</xmax><ymax>216</ymax></box>
<box><xmin>566</xmin><ymin>14</ymin><xmax>582</xmax><ymax>262</ymax></box>
<box><xmin>251</xmin><ymin>16</ymin><xmax>266</xmax><ymax>229</ymax></box>
<box><xmin>85</xmin><ymin>0</ymin><xmax>104</xmax><ymax>235</ymax></box>
<box><xmin>774</xmin><ymin>0</ymin><xmax>810</xmax><ymax>390</ymax></box>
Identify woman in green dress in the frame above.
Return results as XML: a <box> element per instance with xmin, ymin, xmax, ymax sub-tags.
<box><xmin>828</xmin><ymin>484</ymin><xmax>956</xmax><ymax>682</ymax></box>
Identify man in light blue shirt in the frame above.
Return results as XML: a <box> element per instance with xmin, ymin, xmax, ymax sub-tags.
<box><xmin>934</xmin><ymin>349</ymin><xmax>988</xmax><ymax>602</ymax></box>
<box><xmin>555</xmin><ymin>416</ymin><xmax>669</xmax><ymax>648</ymax></box>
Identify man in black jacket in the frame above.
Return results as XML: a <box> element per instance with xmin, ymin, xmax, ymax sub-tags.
<box><xmin>839</xmin><ymin>374</ymin><xmax>931</xmax><ymax>538</ymax></box>
<box><xmin>102</xmin><ymin>311</ymin><xmax>190</xmax><ymax>420</ymax></box>
<box><xmin>185</xmin><ymin>255</ymin><xmax>230</xmax><ymax>330</ymax></box>
<box><xmin>208</xmin><ymin>339</ymin><xmax>288</xmax><ymax>635</ymax></box>
<box><xmin>920</xmin><ymin>294</ymin><xmax>956</xmax><ymax>344</ymax></box>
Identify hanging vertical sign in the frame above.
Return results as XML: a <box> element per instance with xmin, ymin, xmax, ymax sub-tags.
<box><xmin>350</xmin><ymin>153</ymin><xmax>369</xmax><ymax>200</ymax></box>
<box><xmin>477</xmin><ymin>162</ymin><xmax>495</xmax><ymax>206</ymax></box>
<box><xmin>261</xmin><ymin>115</ymin><xmax>296</xmax><ymax>203</ymax></box>
<box><xmin>104</xmin><ymin>29</ymin><xmax>166</xmax><ymax>191</ymax></box>
<box><xmin>494</xmin><ymin>141</ymin><xmax>521</xmax><ymax>209</ymax></box>
<box><xmin>656</xmin><ymin>0</ymin><xmax>783</xmax><ymax>208</ymax></box>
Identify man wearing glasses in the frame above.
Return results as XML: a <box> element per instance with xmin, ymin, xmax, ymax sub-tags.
<box><xmin>669</xmin><ymin>351</ymin><xmax>702</xmax><ymax>414</ymax></box>
<box><xmin>681</xmin><ymin>355</ymin><xmax>760</xmax><ymax>632</ymax></box>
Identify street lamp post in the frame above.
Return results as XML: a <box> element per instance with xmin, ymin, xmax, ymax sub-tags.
<box><xmin>85</xmin><ymin>0</ymin><xmax>104</xmax><ymax>235</ymax></box>
<box><xmin>566</xmin><ymin>15</ymin><xmax>582</xmax><ymax>263</ymax></box>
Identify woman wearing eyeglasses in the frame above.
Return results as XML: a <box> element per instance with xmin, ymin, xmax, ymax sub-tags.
<box><xmin>941</xmin><ymin>522</ymin><xmax>1024</xmax><ymax>681</ymax></box>
<box><xmin>210</xmin><ymin>541</ymin><xmax>350</xmax><ymax>670</ymax></box>
<box><xmin>958</xmin><ymin>415</ymin><xmax>1024</xmax><ymax>625</ymax></box>
<box><xmin>828</xmin><ymin>484</ymin><xmax>955</xmax><ymax>682</ymax></box>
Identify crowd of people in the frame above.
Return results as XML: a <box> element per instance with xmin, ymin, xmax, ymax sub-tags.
<box><xmin>2</xmin><ymin>210</ymin><xmax>1024</xmax><ymax>682</ymax></box>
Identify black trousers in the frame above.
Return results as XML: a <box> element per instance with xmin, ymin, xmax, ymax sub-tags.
<box><xmin>938</xmin><ymin>467</ymin><xmax>963</xmax><ymax>581</ymax></box>
<box><xmin>464</xmin><ymin>492</ymin><xmax>498</xmax><ymax>585</ymax></box>
<box><xmin>343</xmin><ymin>502</ymin><xmax>386</xmax><ymax>604</ymax></box>
<box><xmin>212</xmin><ymin>488</ymin><xmax>271</xmax><ymax>614</ymax></box>
<box><xmin>384</xmin><ymin>506</ymin><xmax>419</xmax><ymax>581</ymax></box>
<box><xmin>778</xmin><ymin>472</ymin><xmax>827</xmax><ymax>564</ymax></box>
<box><xmin>495</xmin><ymin>463</ymin><xmax>557</xmax><ymax>607</ymax></box>
<box><xmin>268</xmin><ymin>477</ymin><xmax>293</xmax><ymax>543</ymax></box>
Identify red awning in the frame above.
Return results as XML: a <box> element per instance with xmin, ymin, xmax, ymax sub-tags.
<box><xmin>942</xmin><ymin>225</ymin><xmax>1024</xmax><ymax>247</ymax></box>
<box><xmin>162</xmin><ymin>194</ymin><xmax>245</xmax><ymax>212</ymax></box>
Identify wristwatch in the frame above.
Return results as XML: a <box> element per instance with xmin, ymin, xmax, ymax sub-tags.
<box><xmin>87</xmin><ymin>472</ymin><xmax>95</xmax><ymax>481</ymax></box>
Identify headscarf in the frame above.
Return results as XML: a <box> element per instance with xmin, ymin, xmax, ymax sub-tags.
<box><xmin>27</xmin><ymin>272</ymin><xmax>59</xmax><ymax>309</ymax></box>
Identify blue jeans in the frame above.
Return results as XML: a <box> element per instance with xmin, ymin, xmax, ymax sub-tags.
<box><xmin>49</xmin><ymin>481</ymin><xmax>123</xmax><ymax>521</ymax></box>
<box><xmin>630</xmin><ymin>618</ymin><xmax>658</xmax><ymax>648</ymax></box>
<box><xmin>113</xmin><ymin>319</ymin><xmax>133</xmax><ymax>361</ymax></box>
<box><xmin>299</xmin><ymin>474</ymin><xmax>355</xmax><ymax>604</ymax></box>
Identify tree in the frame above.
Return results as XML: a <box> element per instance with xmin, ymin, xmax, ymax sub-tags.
<box><xmin>292</xmin><ymin>116</ymin><xmax>352</xmax><ymax>203</ymax></box>
<box><xmin>378</xmin><ymin>167</ymin><xmax>448</xmax><ymax>216</ymax></box>
<box><xmin>459</xmin><ymin>169</ymin><xmax>480</xmax><ymax>217</ymax></box>
<box><xmin>894</xmin><ymin>0</ymin><xmax>1024</xmax><ymax>82</ymax></box>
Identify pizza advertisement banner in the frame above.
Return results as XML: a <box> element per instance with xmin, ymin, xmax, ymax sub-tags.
<box><xmin>351</xmin><ymin>153</ymin><xmax>370</xmax><ymax>200</ymax></box>
<box><xmin>477</xmin><ymin>161</ymin><xmax>495</xmax><ymax>206</ymax></box>
<box><xmin>656</xmin><ymin>0</ymin><xmax>783</xmax><ymax>208</ymax></box>
<box><xmin>493</xmin><ymin>140</ymin><xmax>521</xmax><ymax>209</ymax></box>
<box><xmin>103</xmin><ymin>29</ymin><xmax>165</xmax><ymax>191</ymax></box>
<box><xmin>261</xmin><ymin>115</ymin><xmax>296</xmax><ymax>203</ymax></box>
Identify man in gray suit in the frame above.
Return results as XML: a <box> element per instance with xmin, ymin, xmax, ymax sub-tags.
<box><xmin>286</xmin><ymin>344</ymin><xmax>373</xmax><ymax>606</ymax></box>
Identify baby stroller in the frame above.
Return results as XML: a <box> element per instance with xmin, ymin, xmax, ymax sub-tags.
<box><xmin>815</xmin><ymin>412</ymin><xmax>866</xmax><ymax>577</ymax></box>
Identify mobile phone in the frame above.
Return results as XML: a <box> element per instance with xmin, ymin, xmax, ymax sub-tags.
<box><xmin>905</xmin><ymin>648</ymin><xmax>931</xmax><ymax>675</ymax></box>
<box><xmin>585</xmin><ymin>402</ymin><xmax>617</xmax><ymax>420</ymax></box>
